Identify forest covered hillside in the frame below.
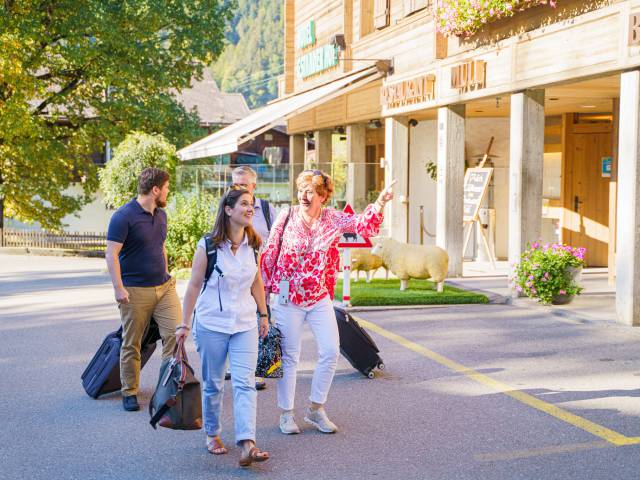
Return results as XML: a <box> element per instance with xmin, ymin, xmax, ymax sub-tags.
<box><xmin>211</xmin><ymin>0</ymin><xmax>283</xmax><ymax>109</ymax></box>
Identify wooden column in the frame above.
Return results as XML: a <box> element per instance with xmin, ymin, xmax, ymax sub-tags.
<box><xmin>436</xmin><ymin>104</ymin><xmax>465</xmax><ymax>277</ymax></box>
<box><xmin>508</xmin><ymin>89</ymin><xmax>545</xmax><ymax>291</ymax></box>
<box><xmin>608</xmin><ymin>98</ymin><xmax>619</xmax><ymax>286</ymax></box>
<box><xmin>314</xmin><ymin>130</ymin><xmax>333</xmax><ymax>173</ymax></box>
<box><xmin>284</xmin><ymin>0</ymin><xmax>295</xmax><ymax>94</ymax></box>
<box><xmin>289</xmin><ymin>134</ymin><xmax>305</xmax><ymax>203</ymax></box>
<box><xmin>384</xmin><ymin>117</ymin><xmax>409</xmax><ymax>242</ymax></box>
<box><xmin>343</xmin><ymin>0</ymin><xmax>353</xmax><ymax>73</ymax></box>
<box><xmin>616</xmin><ymin>71</ymin><xmax>640</xmax><ymax>326</ymax></box>
<box><xmin>346</xmin><ymin>124</ymin><xmax>367</xmax><ymax>209</ymax></box>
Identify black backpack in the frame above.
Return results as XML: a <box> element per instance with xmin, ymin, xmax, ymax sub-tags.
<box><xmin>259</xmin><ymin>198</ymin><xmax>273</xmax><ymax>231</ymax></box>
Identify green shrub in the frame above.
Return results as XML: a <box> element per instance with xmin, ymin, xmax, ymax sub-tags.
<box><xmin>99</xmin><ymin>132</ymin><xmax>179</xmax><ymax>208</ymax></box>
<box><xmin>166</xmin><ymin>192</ymin><xmax>218</xmax><ymax>270</ymax></box>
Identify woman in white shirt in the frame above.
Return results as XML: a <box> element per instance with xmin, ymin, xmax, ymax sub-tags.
<box><xmin>177</xmin><ymin>186</ymin><xmax>270</xmax><ymax>467</ymax></box>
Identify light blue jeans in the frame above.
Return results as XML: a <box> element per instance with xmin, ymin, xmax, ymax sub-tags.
<box><xmin>193</xmin><ymin>322</ymin><xmax>258</xmax><ymax>445</ymax></box>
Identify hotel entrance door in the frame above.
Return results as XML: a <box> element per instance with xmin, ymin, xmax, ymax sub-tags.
<box><xmin>562</xmin><ymin>118</ymin><xmax>612</xmax><ymax>266</ymax></box>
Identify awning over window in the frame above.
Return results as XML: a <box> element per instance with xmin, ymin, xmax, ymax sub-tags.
<box><xmin>177</xmin><ymin>66</ymin><xmax>381</xmax><ymax>161</ymax></box>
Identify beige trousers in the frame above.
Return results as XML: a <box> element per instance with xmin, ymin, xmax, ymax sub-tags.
<box><xmin>119</xmin><ymin>277</ymin><xmax>181</xmax><ymax>396</ymax></box>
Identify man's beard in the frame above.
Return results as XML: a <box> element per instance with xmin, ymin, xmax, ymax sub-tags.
<box><xmin>156</xmin><ymin>197</ymin><xmax>167</xmax><ymax>208</ymax></box>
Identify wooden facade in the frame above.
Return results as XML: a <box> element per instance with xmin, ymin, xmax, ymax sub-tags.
<box><xmin>284</xmin><ymin>0</ymin><xmax>640</xmax><ymax>324</ymax></box>
<box><xmin>286</xmin><ymin>1</ymin><xmax>639</xmax><ymax>121</ymax></box>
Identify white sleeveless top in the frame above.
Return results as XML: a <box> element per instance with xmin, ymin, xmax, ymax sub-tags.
<box><xmin>194</xmin><ymin>235</ymin><xmax>258</xmax><ymax>334</ymax></box>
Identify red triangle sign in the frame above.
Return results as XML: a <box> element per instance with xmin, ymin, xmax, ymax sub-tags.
<box><xmin>337</xmin><ymin>203</ymin><xmax>373</xmax><ymax>248</ymax></box>
<box><xmin>343</xmin><ymin>203</ymin><xmax>355</xmax><ymax>215</ymax></box>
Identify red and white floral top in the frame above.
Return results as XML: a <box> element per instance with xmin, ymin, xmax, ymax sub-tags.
<box><xmin>261</xmin><ymin>204</ymin><xmax>383</xmax><ymax>307</ymax></box>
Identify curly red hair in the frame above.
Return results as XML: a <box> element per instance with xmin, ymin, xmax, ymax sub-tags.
<box><xmin>296</xmin><ymin>169</ymin><xmax>334</xmax><ymax>205</ymax></box>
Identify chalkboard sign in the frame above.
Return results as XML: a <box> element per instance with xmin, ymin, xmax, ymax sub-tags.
<box><xmin>463</xmin><ymin>167</ymin><xmax>493</xmax><ymax>222</ymax></box>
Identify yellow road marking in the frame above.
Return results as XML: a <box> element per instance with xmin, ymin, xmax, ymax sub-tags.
<box><xmin>354</xmin><ymin>316</ymin><xmax>640</xmax><ymax>447</ymax></box>
<box><xmin>474</xmin><ymin>441</ymin><xmax>611</xmax><ymax>462</ymax></box>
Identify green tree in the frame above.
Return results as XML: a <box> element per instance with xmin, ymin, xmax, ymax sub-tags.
<box><xmin>99</xmin><ymin>132</ymin><xmax>178</xmax><ymax>209</ymax></box>
<box><xmin>0</xmin><ymin>0</ymin><xmax>233</xmax><ymax>230</ymax></box>
<box><xmin>211</xmin><ymin>0</ymin><xmax>283</xmax><ymax>108</ymax></box>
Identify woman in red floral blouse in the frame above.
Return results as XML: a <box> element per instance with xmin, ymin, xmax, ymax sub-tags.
<box><xmin>261</xmin><ymin>169</ymin><xmax>395</xmax><ymax>434</ymax></box>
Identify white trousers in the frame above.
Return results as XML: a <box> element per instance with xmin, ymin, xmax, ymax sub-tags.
<box><xmin>271</xmin><ymin>296</ymin><xmax>340</xmax><ymax>411</ymax></box>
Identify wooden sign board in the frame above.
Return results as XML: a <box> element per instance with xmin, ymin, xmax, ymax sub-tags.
<box><xmin>451</xmin><ymin>60</ymin><xmax>486</xmax><ymax>93</ymax></box>
<box><xmin>463</xmin><ymin>167</ymin><xmax>493</xmax><ymax>222</ymax></box>
<box><xmin>381</xmin><ymin>73</ymin><xmax>436</xmax><ymax>109</ymax></box>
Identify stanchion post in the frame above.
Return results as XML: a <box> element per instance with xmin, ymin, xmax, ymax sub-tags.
<box><xmin>342</xmin><ymin>247</ymin><xmax>351</xmax><ymax>307</ymax></box>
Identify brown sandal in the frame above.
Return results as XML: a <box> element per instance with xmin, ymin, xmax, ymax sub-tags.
<box><xmin>206</xmin><ymin>435</ymin><xmax>228</xmax><ymax>455</ymax></box>
<box><xmin>239</xmin><ymin>446</ymin><xmax>270</xmax><ymax>467</ymax></box>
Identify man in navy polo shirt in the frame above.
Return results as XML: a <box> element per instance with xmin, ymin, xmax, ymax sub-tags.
<box><xmin>105</xmin><ymin>167</ymin><xmax>181</xmax><ymax>412</ymax></box>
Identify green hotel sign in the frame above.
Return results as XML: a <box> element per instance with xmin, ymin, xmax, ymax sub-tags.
<box><xmin>296</xmin><ymin>44</ymin><xmax>339</xmax><ymax>79</ymax></box>
<box><xmin>296</xmin><ymin>20</ymin><xmax>316</xmax><ymax>50</ymax></box>
<box><xmin>295</xmin><ymin>20</ymin><xmax>339</xmax><ymax>79</ymax></box>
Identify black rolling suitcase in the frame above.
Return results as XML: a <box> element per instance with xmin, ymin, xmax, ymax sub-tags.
<box><xmin>334</xmin><ymin>307</ymin><xmax>384</xmax><ymax>379</ymax></box>
<box><xmin>81</xmin><ymin>319</ymin><xmax>160</xmax><ymax>398</ymax></box>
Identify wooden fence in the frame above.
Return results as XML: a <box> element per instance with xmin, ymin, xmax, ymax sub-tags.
<box><xmin>1</xmin><ymin>229</ymin><xmax>107</xmax><ymax>251</ymax></box>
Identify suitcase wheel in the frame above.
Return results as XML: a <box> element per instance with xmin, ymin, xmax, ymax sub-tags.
<box><xmin>377</xmin><ymin>363</ymin><xmax>385</xmax><ymax>371</ymax></box>
<box><xmin>367</xmin><ymin>371</ymin><xmax>375</xmax><ymax>379</ymax></box>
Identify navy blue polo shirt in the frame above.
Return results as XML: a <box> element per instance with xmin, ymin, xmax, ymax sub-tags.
<box><xmin>107</xmin><ymin>199</ymin><xmax>171</xmax><ymax>287</ymax></box>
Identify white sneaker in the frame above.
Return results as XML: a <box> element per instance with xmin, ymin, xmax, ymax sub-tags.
<box><xmin>304</xmin><ymin>406</ymin><xmax>338</xmax><ymax>433</ymax></box>
<box><xmin>279</xmin><ymin>411</ymin><xmax>301</xmax><ymax>435</ymax></box>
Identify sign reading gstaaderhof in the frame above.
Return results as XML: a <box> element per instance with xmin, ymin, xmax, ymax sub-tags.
<box><xmin>296</xmin><ymin>44</ymin><xmax>339</xmax><ymax>79</ymax></box>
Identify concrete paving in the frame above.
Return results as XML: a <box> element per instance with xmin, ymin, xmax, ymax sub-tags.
<box><xmin>1</xmin><ymin>254</ymin><xmax>639</xmax><ymax>480</ymax></box>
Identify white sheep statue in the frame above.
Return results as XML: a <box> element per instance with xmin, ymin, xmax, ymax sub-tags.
<box><xmin>350</xmin><ymin>249</ymin><xmax>389</xmax><ymax>283</ymax></box>
<box><xmin>371</xmin><ymin>237</ymin><xmax>449</xmax><ymax>292</ymax></box>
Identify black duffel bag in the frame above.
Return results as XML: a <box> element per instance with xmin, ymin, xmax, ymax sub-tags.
<box><xmin>149</xmin><ymin>337</ymin><xmax>202</xmax><ymax>430</ymax></box>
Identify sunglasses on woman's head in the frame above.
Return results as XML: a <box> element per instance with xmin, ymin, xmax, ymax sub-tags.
<box><xmin>303</xmin><ymin>169</ymin><xmax>327</xmax><ymax>186</ymax></box>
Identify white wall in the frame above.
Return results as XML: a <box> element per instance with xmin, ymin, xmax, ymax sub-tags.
<box><xmin>408</xmin><ymin>120</ymin><xmax>438</xmax><ymax>245</ymax></box>
<box><xmin>405</xmin><ymin>117</ymin><xmax>510</xmax><ymax>258</ymax></box>
<box><xmin>465</xmin><ymin>118</ymin><xmax>510</xmax><ymax>259</ymax></box>
<box><xmin>60</xmin><ymin>185</ymin><xmax>114</xmax><ymax>233</ymax></box>
<box><xmin>6</xmin><ymin>184</ymin><xmax>114</xmax><ymax>233</ymax></box>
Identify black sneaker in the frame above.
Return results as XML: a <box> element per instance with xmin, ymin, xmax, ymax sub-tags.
<box><xmin>122</xmin><ymin>395</ymin><xmax>140</xmax><ymax>412</ymax></box>
<box><xmin>255</xmin><ymin>380</ymin><xmax>266</xmax><ymax>391</ymax></box>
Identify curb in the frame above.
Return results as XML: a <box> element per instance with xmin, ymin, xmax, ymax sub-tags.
<box><xmin>0</xmin><ymin>247</ymin><xmax>105</xmax><ymax>258</ymax></box>
<box><xmin>333</xmin><ymin>281</ymin><xmax>507</xmax><ymax>312</ymax></box>
<box><xmin>444</xmin><ymin>280</ymin><xmax>511</xmax><ymax>305</ymax></box>
<box><xmin>508</xmin><ymin>295</ymin><xmax>617</xmax><ymax>324</ymax></box>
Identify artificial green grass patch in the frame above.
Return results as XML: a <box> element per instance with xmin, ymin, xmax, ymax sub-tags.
<box><xmin>335</xmin><ymin>278</ymin><xmax>489</xmax><ymax>306</ymax></box>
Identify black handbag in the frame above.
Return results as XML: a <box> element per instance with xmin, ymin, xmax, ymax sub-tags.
<box><xmin>255</xmin><ymin>324</ymin><xmax>283</xmax><ymax>378</ymax></box>
<box><xmin>149</xmin><ymin>337</ymin><xmax>203</xmax><ymax>430</ymax></box>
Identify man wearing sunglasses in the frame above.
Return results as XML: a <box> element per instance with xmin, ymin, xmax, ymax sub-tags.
<box><xmin>230</xmin><ymin>165</ymin><xmax>276</xmax><ymax>391</ymax></box>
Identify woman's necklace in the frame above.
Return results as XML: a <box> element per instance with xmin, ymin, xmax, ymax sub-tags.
<box><xmin>229</xmin><ymin>231</ymin><xmax>244</xmax><ymax>253</ymax></box>
<box><xmin>300</xmin><ymin>208</ymin><xmax>321</xmax><ymax>229</ymax></box>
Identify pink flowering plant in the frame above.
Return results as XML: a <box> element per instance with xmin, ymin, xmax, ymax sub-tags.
<box><xmin>513</xmin><ymin>242</ymin><xmax>585</xmax><ymax>304</ymax></box>
<box><xmin>434</xmin><ymin>0</ymin><xmax>558</xmax><ymax>37</ymax></box>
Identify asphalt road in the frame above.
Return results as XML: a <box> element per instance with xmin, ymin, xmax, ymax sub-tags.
<box><xmin>1</xmin><ymin>254</ymin><xmax>639</xmax><ymax>480</ymax></box>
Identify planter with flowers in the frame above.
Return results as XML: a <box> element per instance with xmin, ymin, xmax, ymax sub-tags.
<box><xmin>513</xmin><ymin>242</ymin><xmax>586</xmax><ymax>305</ymax></box>
<box><xmin>434</xmin><ymin>0</ymin><xmax>559</xmax><ymax>38</ymax></box>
